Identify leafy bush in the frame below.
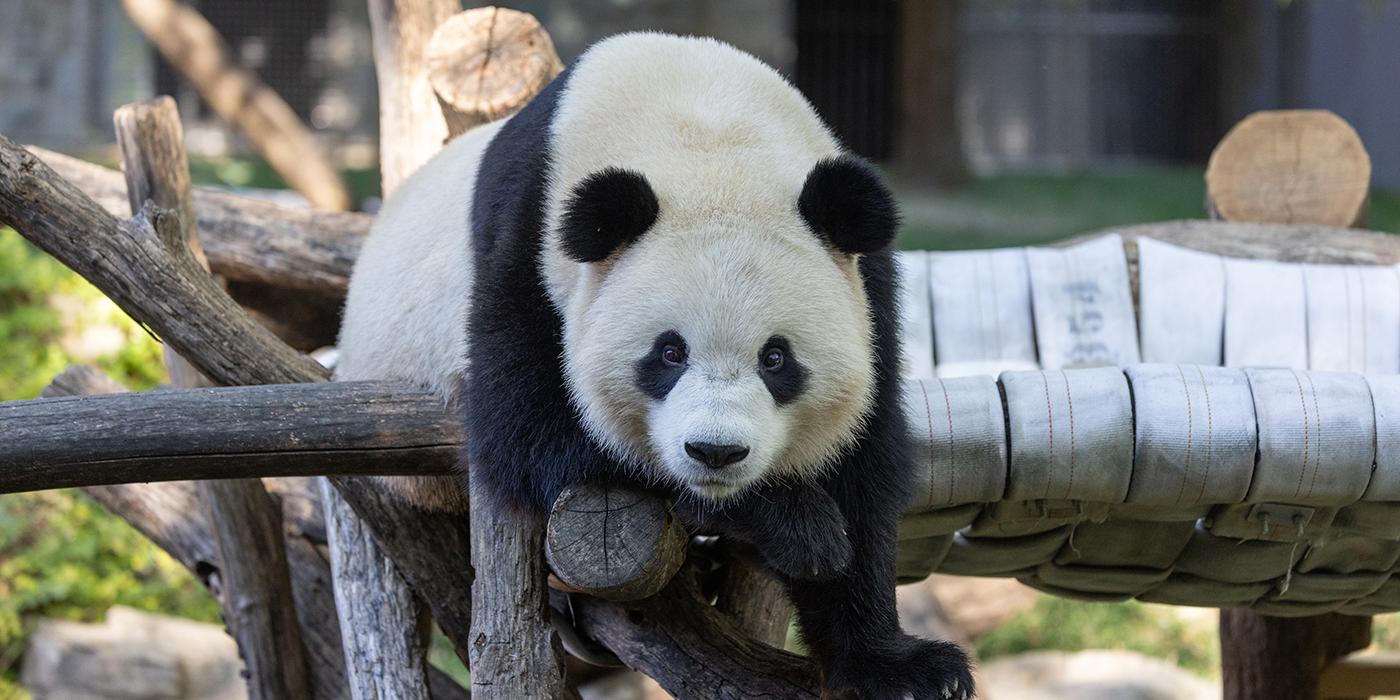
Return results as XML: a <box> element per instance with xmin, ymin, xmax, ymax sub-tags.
<box><xmin>0</xmin><ymin>229</ymin><xmax>204</xmax><ymax>695</ymax></box>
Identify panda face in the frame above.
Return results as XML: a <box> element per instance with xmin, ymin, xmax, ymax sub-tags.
<box><xmin>560</xmin><ymin>219</ymin><xmax>877</xmax><ymax>501</ymax></box>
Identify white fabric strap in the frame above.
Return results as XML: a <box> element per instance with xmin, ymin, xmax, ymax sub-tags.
<box><xmin>1137</xmin><ymin>238</ymin><xmax>1226</xmax><ymax>365</ymax></box>
<box><xmin>1026</xmin><ymin>234</ymin><xmax>1140</xmax><ymax>369</ymax></box>
<box><xmin>1124</xmin><ymin>364</ymin><xmax>1256</xmax><ymax>506</ymax></box>
<box><xmin>902</xmin><ymin>376</ymin><xmax>1007</xmax><ymax>509</ymax></box>
<box><xmin>928</xmin><ymin>248</ymin><xmax>1037</xmax><ymax>377</ymax></box>
<box><xmin>1364</xmin><ymin>374</ymin><xmax>1400</xmax><ymax>500</ymax></box>
<box><xmin>1304</xmin><ymin>264</ymin><xmax>1400</xmax><ymax>373</ymax></box>
<box><xmin>1000</xmin><ymin>367</ymin><xmax>1134</xmax><ymax>503</ymax></box>
<box><xmin>895</xmin><ymin>251</ymin><xmax>936</xmax><ymax>379</ymax></box>
<box><xmin>1224</xmin><ymin>258</ymin><xmax>1307</xmax><ymax>369</ymax></box>
<box><xmin>1244</xmin><ymin>368</ymin><xmax>1375</xmax><ymax>505</ymax></box>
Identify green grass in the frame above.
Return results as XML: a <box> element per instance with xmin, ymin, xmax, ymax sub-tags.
<box><xmin>975</xmin><ymin>596</ymin><xmax>1221</xmax><ymax>679</ymax></box>
<box><xmin>896</xmin><ymin>166</ymin><xmax>1400</xmax><ymax>251</ymax></box>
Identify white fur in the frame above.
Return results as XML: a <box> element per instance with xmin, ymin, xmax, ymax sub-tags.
<box><xmin>336</xmin><ymin>120</ymin><xmax>502</xmax><ymax>395</ymax></box>
<box><xmin>337</xmin><ymin>34</ymin><xmax>877</xmax><ymax>503</ymax></box>
<box><xmin>545</xmin><ymin>35</ymin><xmax>875</xmax><ymax>497</ymax></box>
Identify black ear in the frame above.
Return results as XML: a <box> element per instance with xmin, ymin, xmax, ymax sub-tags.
<box><xmin>559</xmin><ymin>168</ymin><xmax>660</xmax><ymax>263</ymax></box>
<box><xmin>797</xmin><ymin>155</ymin><xmax>899</xmax><ymax>255</ymax></box>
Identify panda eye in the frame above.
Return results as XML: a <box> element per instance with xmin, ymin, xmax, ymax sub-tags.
<box><xmin>761</xmin><ymin>346</ymin><xmax>784</xmax><ymax>371</ymax></box>
<box><xmin>661</xmin><ymin>343</ymin><xmax>687</xmax><ymax>366</ymax></box>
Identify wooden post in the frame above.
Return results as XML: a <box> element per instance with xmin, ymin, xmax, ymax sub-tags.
<box><xmin>897</xmin><ymin>0</ymin><xmax>969</xmax><ymax>189</ymax></box>
<box><xmin>1211</xmin><ymin>109</ymin><xmax>1374</xmax><ymax>700</ymax></box>
<box><xmin>1222</xmin><ymin>613</ymin><xmax>1372</xmax><ymax>700</ymax></box>
<box><xmin>545</xmin><ymin>485</ymin><xmax>687</xmax><ymax>602</ymax></box>
<box><xmin>427</xmin><ymin>7</ymin><xmax>564</xmax><ymax>138</ymax></box>
<box><xmin>367</xmin><ymin>0</ymin><xmax>461</xmax><ymax>194</ymax></box>
<box><xmin>114</xmin><ymin>97</ymin><xmax>313</xmax><ymax>700</ymax></box>
<box><xmin>716</xmin><ymin>561</ymin><xmax>792</xmax><ymax>649</ymax></box>
<box><xmin>120</xmin><ymin>0</ymin><xmax>351</xmax><ymax>211</ymax></box>
<box><xmin>1206</xmin><ymin>110</ymin><xmax>1370</xmax><ymax>228</ymax></box>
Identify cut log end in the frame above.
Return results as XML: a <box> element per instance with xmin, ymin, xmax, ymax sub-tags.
<box><xmin>1206</xmin><ymin>109</ymin><xmax>1371</xmax><ymax>228</ymax></box>
<box><xmin>427</xmin><ymin>7</ymin><xmax>563</xmax><ymax>134</ymax></box>
<box><xmin>545</xmin><ymin>484</ymin><xmax>687</xmax><ymax>602</ymax></box>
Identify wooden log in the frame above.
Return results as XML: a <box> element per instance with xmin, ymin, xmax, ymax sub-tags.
<box><xmin>320</xmin><ymin>478</ymin><xmax>433</xmax><ymax>700</ymax></box>
<box><xmin>31</xmin><ymin>146</ymin><xmax>368</xmax><ymax>297</ymax></box>
<box><xmin>115</xmin><ymin>97</ymin><xmax>313</xmax><ymax>700</ymax></box>
<box><xmin>120</xmin><ymin>0</ymin><xmax>351</xmax><ymax>211</ymax></box>
<box><xmin>203</xmin><ymin>480</ymin><xmax>315</xmax><ymax>700</ymax></box>
<box><xmin>716</xmin><ymin>560</ymin><xmax>791</xmax><ymax>649</ymax></box>
<box><xmin>427</xmin><ymin>7</ymin><xmax>563</xmax><ymax>137</ymax></box>
<box><xmin>1220</xmin><ymin>612</ymin><xmax>1372</xmax><ymax>700</ymax></box>
<box><xmin>350</xmin><ymin>4</ymin><xmax>473</xmax><ymax>696</ymax></box>
<box><xmin>1206</xmin><ymin>110</ymin><xmax>1370</xmax><ymax>228</ymax></box>
<box><xmin>1206</xmin><ymin>119</ymin><xmax>1375</xmax><ymax>700</ymax></box>
<box><xmin>0</xmin><ymin>136</ymin><xmax>329</xmax><ymax>387</ymax></box>
<box><xmin>569</xmin><ymin>571</ymin><xmax>821</xmax><ymax>699</ymax></box>
<box><xmin>367</xmin><ymin>0</ymin><xmax>461</xmax><ymax>194</ymax></box>
<box><xmin>470</xmin><ymin>476</ymin><xmax>574</xmax><ymax>699</ymax></box>
<box><xmin>42</xmin><ymin>367</ymin><xmax>352</xmax><ymax>700</ymax></box>
<box><xmin>545</xmin><ymin>485</ymin><xmax>687</xmax><ymax>602</ymax></box>
<box><xmin>0</xmin><ymin>381</ymin><xmax>460</xmax><ymax>494</ymax></box>
<box><xmin>330</xmin><ymin>475</ymin><xmax>475</xmax><ymax>666</ymax></box>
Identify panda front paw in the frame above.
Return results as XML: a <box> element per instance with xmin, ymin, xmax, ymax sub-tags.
<box><xmin>762</xmin><ymin>526</ymin><xmax>853</xmax><ymax>581</ymax></box>
<box><xmin>825</xmin><ymin>636</ymin><xmax>974</xmax><ymax>700</ymax></box>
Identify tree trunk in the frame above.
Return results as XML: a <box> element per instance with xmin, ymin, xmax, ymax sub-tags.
<box><xmin>367</xmin><ymin>0</ymin><xmax>462</xmax><ymax>194</ymax></box>
<box><xmin>898</xmin><ymin>0</ymin><xmax>970</xmax><ymax>189</ymax></box>
<box><xmin>1220</xmin><ymin>611</ymin><xmax>1371</xmax><ymax>700</ymax></box>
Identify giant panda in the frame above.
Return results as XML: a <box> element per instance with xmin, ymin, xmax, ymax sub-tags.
<box><xmin>337</xmin><ymin>32</ymin><xmax>973</xmax><ymax>699</ymax></box>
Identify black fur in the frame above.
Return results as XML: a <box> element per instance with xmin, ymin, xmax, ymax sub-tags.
<box><xmin>757</xmin><ymin>335</ymin><xmax>807</xmax><ymax>405</ymax></box>
<box><xmin>635</xmin><ymin>331</ymin><xmax>688</xmax><ymax>400</ymax></box>
<box><xmin>798</xmin><ymin>155</ymin><xmax>899</xmax><ymax>255</ymax></box>
<box><xmin>465</xmin><ymin>65</ymin><xmax>618</xmax><ymax>511</ymax></box>
<box><xmin>559</xmin><ymin>167</ymin><xmax>660</xmax><ymax>263</ymax></box>
<box><xmin>465</xmin><ymin>59</ymin><xmax>971</xmax><ymax>698</ymax></box>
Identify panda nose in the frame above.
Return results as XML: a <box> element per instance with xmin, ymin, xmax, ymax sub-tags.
<box><xmin>684</xmin><ymin>441</ymin><xmax>750</xmax><ymax>469</ymax></box>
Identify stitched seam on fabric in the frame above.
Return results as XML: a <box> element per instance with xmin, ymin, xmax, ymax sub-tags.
<box><xmin>1041</xmin><ymin>371</ymin><xmax>1055</xmax><ymax>500</ymax></box>
<box><xmin>938</xmin><ymin>378</ymin><xmax>956</xmax><ymax>504</ymax></box>
<box><xmin>1195</xmin><ymin>364</ymin><xmax>1215</xmax><ymax>504</ymax></box>
<box><xmin>1345</xmin><ymin>267</ymin><xmax>1354</xmax><ymax>371</ymax></box>
<box><xmin>1064</xmin><ymin>370</ymin><xmax>1077</xmax><ymax>500</ymax></box>
<box><xmin>989</xmin><ymin>255</ymin><xmax>1004</xmax><ymax>360</ymax></box>
<box><xmin>1359</xmin><ymin>268</ymin><xmax>1369</xmax><ymax>371</ymax></box>
<box><xmin>973</xmin><ymin>255</ymin><xmax>988</xmax><ymax>362</ymax></box>
<box><xmin>1291</xmin><ymin>369</ymin><xmax>1311</xmax><ymax>499</ymax></box>
<box><xmin>1306</xmin><ymin>372</ymin><xmax>1323</xmax><ymax>500</ymax></box>
<box><xmin>1174</xmin><ymin>364</ymin><xmax>1195</xmax><ymax>506</ymax></box>
<box><xmin>919</xmin><ymin>380</ymin><xmax>936</xmax><ymax>508</ymax></box>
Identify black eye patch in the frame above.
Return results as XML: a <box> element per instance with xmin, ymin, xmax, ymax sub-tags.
<box><xmin>635</xmin><ymin>331</ymin><xmax>688</xmax><ymax>400</ymax></box>
<box><xmin>758</xmin><ymin>336</ymin><xmax>807</xmax><ymax>405</ymax></box>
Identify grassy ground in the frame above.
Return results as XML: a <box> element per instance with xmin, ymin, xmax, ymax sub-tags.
<box><xmin>896</xmin><ymin>165</ymin><xmax>1400</xmax><ymax>251</ymax></box>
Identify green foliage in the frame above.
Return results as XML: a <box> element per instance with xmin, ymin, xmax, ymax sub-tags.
<box><xmin>0</xmin><ymin>230</ymin><xmax>165</xmax><ymax>400</ymax></box>
<box><xmin>975</xmin><ymin>596</ymin><xmax>1220</xmax><ymax>678</ymax></box>
<box><xmin>0</xmin><ymin>491</ymin><xmax>220</xmax><ymax>692</ymax></box>
<box><xmin>0</xmin><ymin>229</ymin><xmax>186</xmax><ymax>694</ymax></box>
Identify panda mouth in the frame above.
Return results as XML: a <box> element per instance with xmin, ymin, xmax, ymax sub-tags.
<box><xmin>686</xmin><ymin>475</ymin><xmax>750</xmax><ymax>500</ymax></box>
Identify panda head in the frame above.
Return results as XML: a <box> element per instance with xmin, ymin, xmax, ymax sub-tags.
<box><xmin>556</xmin><ymin>155</ymin><xmax>896</xmax><ymax>501</ymax></box>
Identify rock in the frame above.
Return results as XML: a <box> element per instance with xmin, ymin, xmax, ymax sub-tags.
<box><xmin>22</xmin><ymin>606</ymin><xmax>247</xmax><ymax>700</ymax></box>
<box><xmin>979</xmin><ymin>650</ymin><xmax>1219</xmax><ymax>700</ymax></box>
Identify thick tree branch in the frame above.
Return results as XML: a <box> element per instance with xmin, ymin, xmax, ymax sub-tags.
<box><xmin>33</xmin><ymin>146</ymin><xmax>368</xmax><ymax>297</ymax></box>
<box><xmin>0</xmin><ymin>380</ymin><xmax>459</xmax><ymax>494</ymax></box>
<box><xmin>569</xmin><ymin>572</ymin><xmax>821</xmax><ymax>699</ymax></box>
<box><xmin>114</xmin><ymin>96</ymin><xmax>312</xmax><ymax>700</ymax></box>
